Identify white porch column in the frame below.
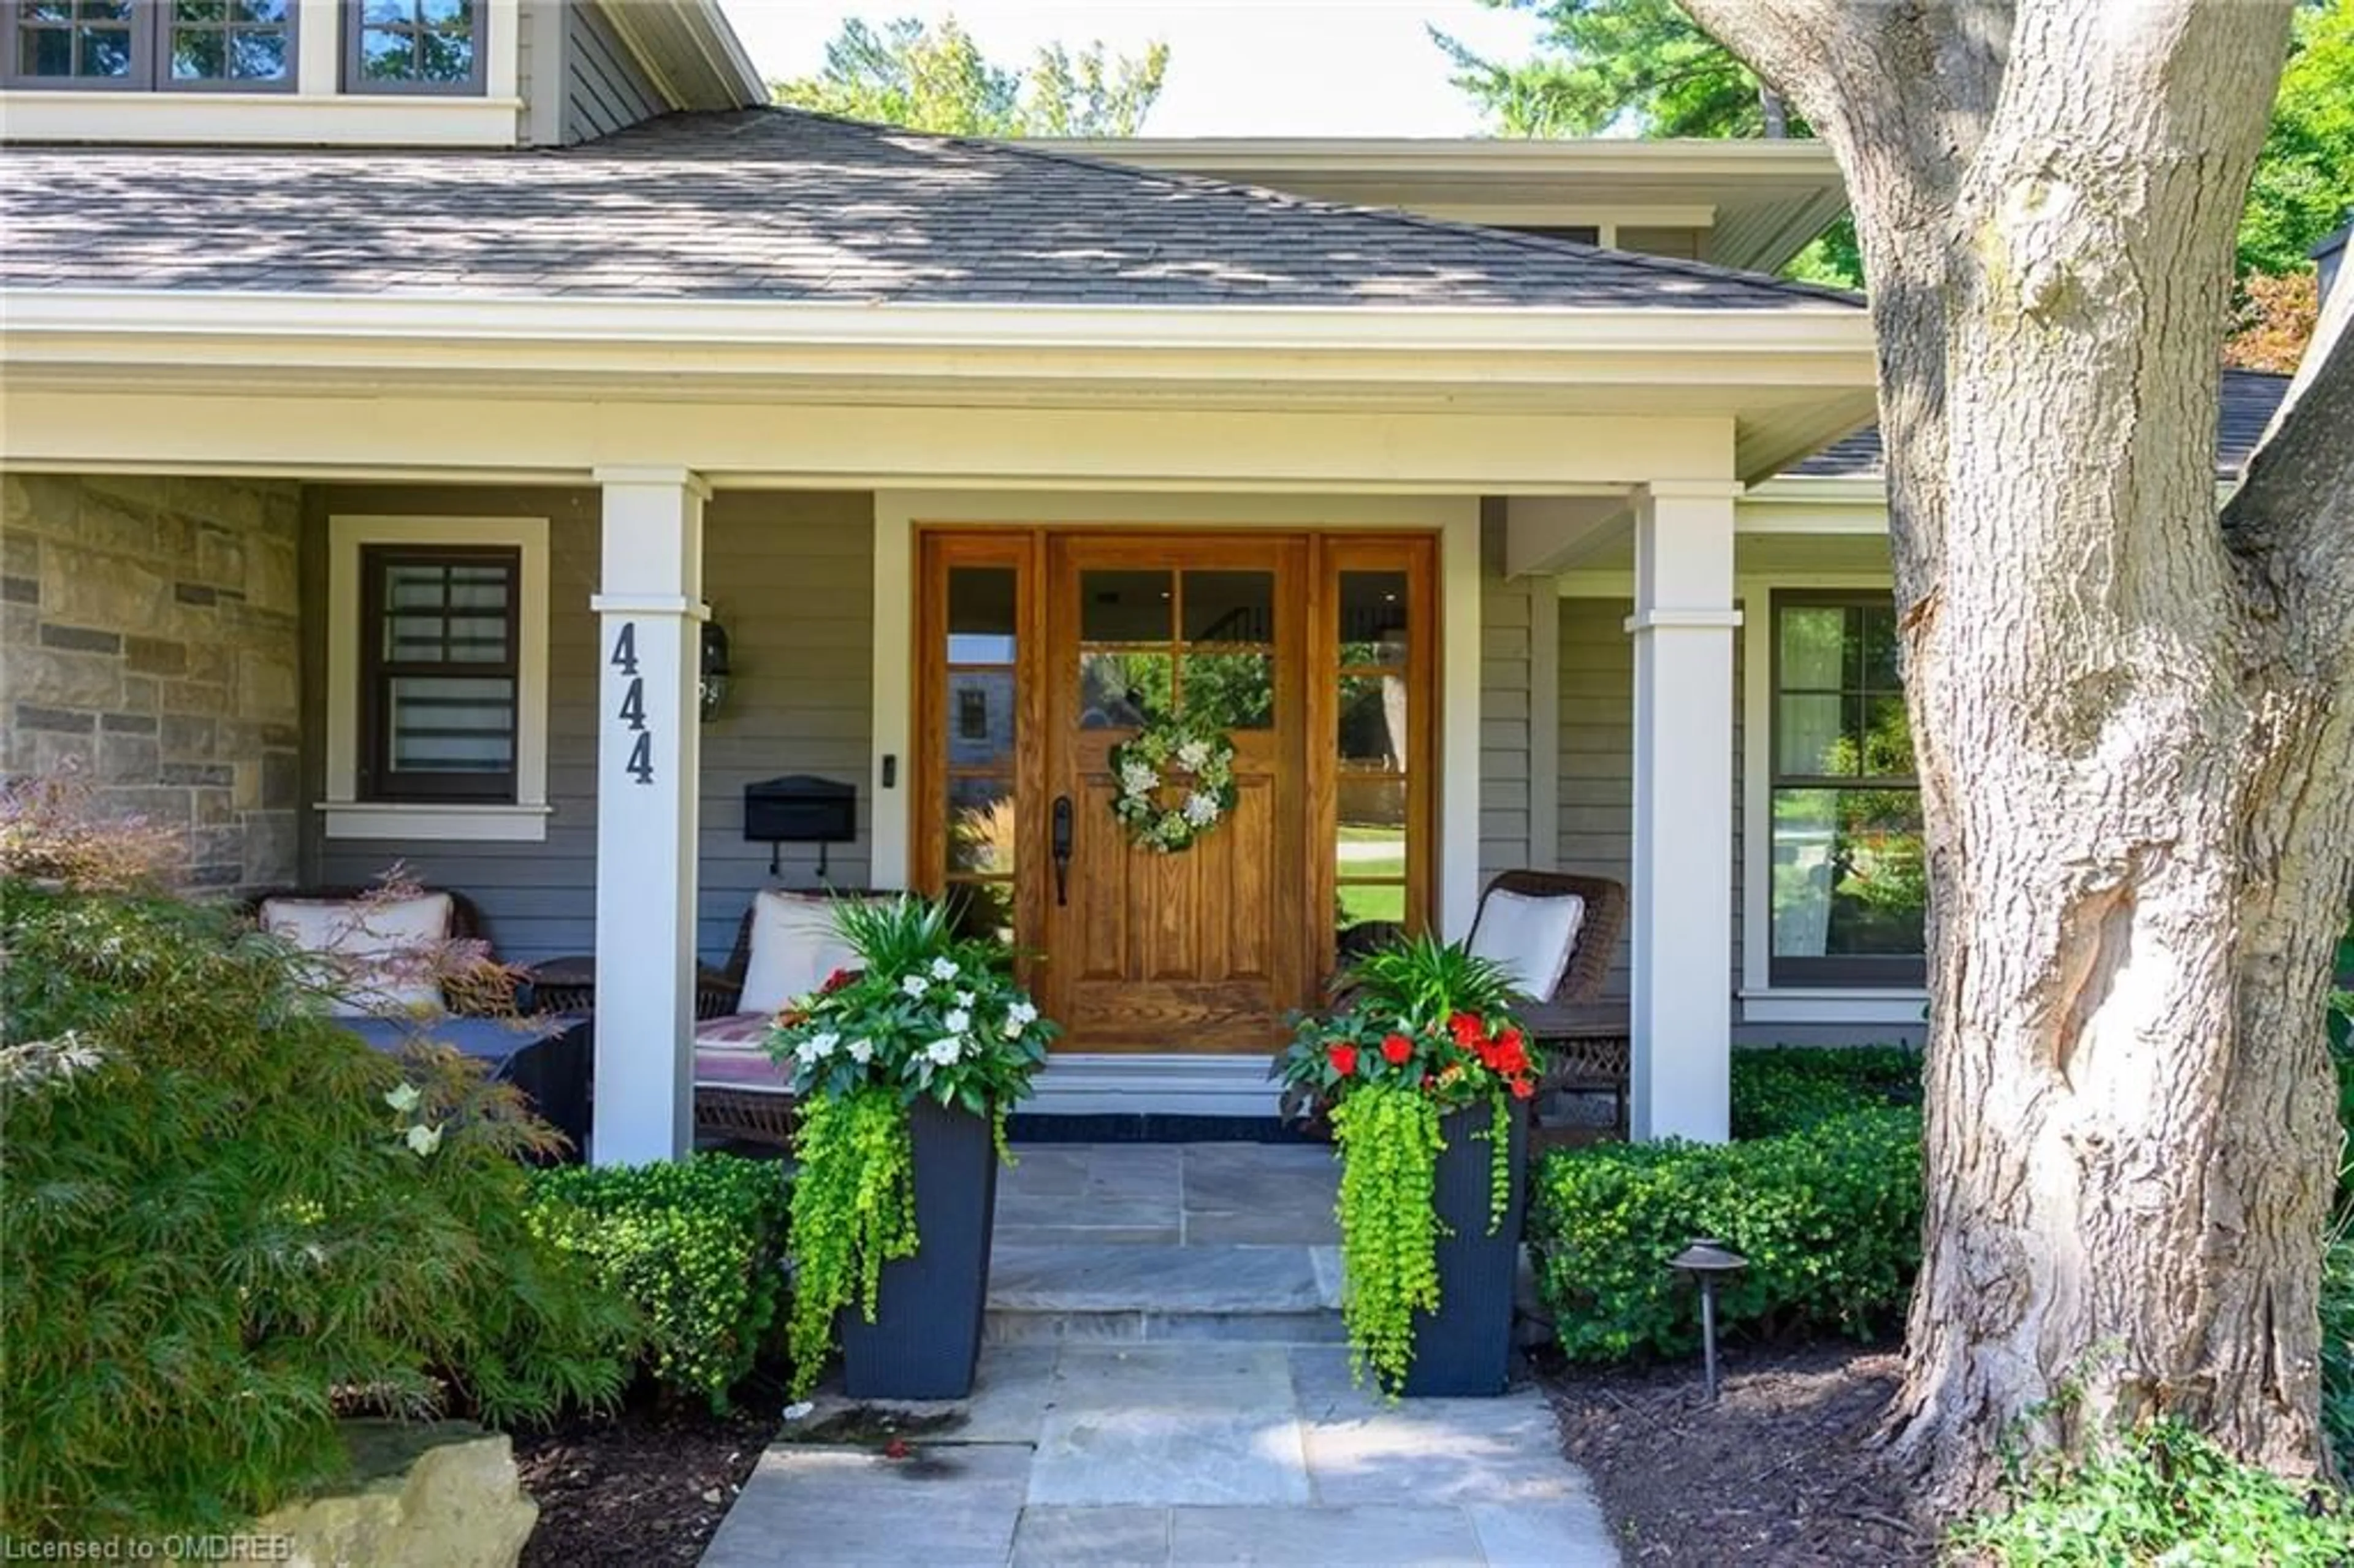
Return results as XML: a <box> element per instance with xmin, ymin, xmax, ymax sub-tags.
<box><xmin>590</xmin><ymin>466</ymin><xmax>709</xmax><ymax>1165</ymax></box>
<box><xmin>1626</xmin><ymin>480</ymin><xmax>1742</xmax><ymax>1143</ymax></box>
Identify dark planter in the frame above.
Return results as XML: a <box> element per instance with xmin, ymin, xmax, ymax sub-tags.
<box><xmin>1401</xmin><ymin>1097</ymin><xmax>1528</xmax><ymax>1397</ymax></box>
<box><xmin>837</xmin><ymin>1097</ymin><xmax>999</xmax><ymax>1400</ymax></box>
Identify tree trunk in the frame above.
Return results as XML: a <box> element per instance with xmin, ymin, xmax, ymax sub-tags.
<box><xmin>1678</xmin><ymin>0</ymin><xmax>2354</xmax><ymax>1512</ymax></box>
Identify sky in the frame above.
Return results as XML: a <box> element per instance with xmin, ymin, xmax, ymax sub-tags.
<box><xmin>716</xmin><ymin>1</ymin><xmax>1544</xmax><ymax>137</ymax></box>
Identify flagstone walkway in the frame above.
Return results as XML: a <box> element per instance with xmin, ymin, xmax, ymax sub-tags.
<box><xmin>699</xmin><ymin>1143</ymin><xmax>1619</xmax><ymax>1568</ymax></box>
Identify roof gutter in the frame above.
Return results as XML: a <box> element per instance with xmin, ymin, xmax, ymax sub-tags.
<box><xmin>0</xmin><ymin>289</ymin><xmax>1878</xmax><ymax>382</ymax></box>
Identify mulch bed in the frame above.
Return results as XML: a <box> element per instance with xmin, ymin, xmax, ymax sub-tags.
<box><xmin>512</xmin><ymin>1398</ymin><xmax>779</xmax><ymax>1567</ymax></box>
<box><xmin>1540</xmin><ymin>1339</ymin><xmax>1937</xmax><ymax>1566</ymax></box>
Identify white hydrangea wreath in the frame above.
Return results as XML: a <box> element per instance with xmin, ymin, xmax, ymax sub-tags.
<box><xmin>1108</xmin><ymin>716</ymin><xmax>1239</xmax><ymax>853</ymax></box>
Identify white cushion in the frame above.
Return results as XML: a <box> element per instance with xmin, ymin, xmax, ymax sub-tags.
<box><xmin>736</xmin><ymin>891</ymin><xmax>875</xmax><ymax>1017</ymax></box>
<box><xmin>261</xmin><ymin>892</ymin><xmax>453</xmax><ymax>1019</ymax></box>
<box><xmin>1468</xmin><ymin>888</ymin><xmax>1587</xmax><ymax>1002</ymax></box>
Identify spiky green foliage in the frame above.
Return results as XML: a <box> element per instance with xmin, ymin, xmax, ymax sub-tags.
<box><xmin>1</xmin><ymin>880</ymin><xmax>631</xmax><ymax>1539</ymax></box>
<box><xmin>1342</xmin><ymin>933</ymin><xmax>1520</xmax><ymax>1024</ymax></box>
<box><xmin>528</xmin><ymin>1155</ymin><xmax>793</xmax><ymax>1412</ymax></box>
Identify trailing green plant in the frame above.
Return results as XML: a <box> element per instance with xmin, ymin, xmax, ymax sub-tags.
<box><xmin>768</xmin><ymin>892</ymin><xmax>1054</xmax><ymax>1399</ymax></box>
<box><xmin>1952</xmin><ymin>1417</ymin><xmax>2354</xmax><ymax>1565</ymax></box>
<box><xmin>2</xmin><ymin>873</ymin><xmax>631</xmax><ymax>1540</ymax></box>
<box><xmin>1729</xmin><ymin>1044</ymin><xmax>1922</xmax><ymax>1140</ymax></box>
<box><xmin>1329</xmin><ymin>1084</ymin><xmax>1448</xmax><ymax>1394</ymax></box>
<box><xmin>783</xmin><ymin>1085</ymin><xmax>919</xmax><ymax>1400</ymax></box>
<box><xmin>1529</xmin><ymin>1107</ymin><xmax>1922</xmax><ymax>1363</ymax></box>
<box><xmin>528</xmin><ymin>1154</ymin><xmax>792</xmax><ymax>1412</ymax></box>
<box><xmin>1275</xmin><ymin>934</ymin><xmax>1533</xmax><ymax>1395</ymax></box>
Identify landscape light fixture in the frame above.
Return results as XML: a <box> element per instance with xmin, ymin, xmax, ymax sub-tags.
<box><xmin>1669</xmin><ymin>1238</ymin><xmax>1749</xmax><ymax>1402</ymax></box>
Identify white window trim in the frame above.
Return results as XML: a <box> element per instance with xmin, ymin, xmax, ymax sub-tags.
<box><xmin>0</xmin><ymin>0</ymin><xmax>520</xmax><ymax>146</ymax></box>
<box><xmin>1736</xmin><ymin>569</ymin><xmax>1929</xmax><ymax>1020</ymax></box>
<box><xmin>321</xmin><ymin>513</ymin><xmax>550</xmax><ymax>842</ymax></box>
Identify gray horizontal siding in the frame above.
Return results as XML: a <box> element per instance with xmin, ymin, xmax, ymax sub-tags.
<box><xmin>1477</xmin><ymin>508</ymin><xmax>1533</xmax><ymax>890</ymax></box>
<box><xmin>564</xmin><ymin>1</ymin><xmax>665</xmax><ymax>146</ymax></box>
<box><xmin>1556</xmin><ymin>597</ymin><xmax>1632</xmax><ymax>999</ymax></box>
<box><xmin>304</xmin><ymin>486</ymin><xmax>876</xmax><ymax>969</ymax></box>
<box><xmin>1553</xmin><ymin>594</ymin><xmax>1746</xmax><ymax>1007</ymax></box>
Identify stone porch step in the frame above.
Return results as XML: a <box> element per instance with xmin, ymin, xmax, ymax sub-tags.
<box><xmin>985</xmin><ymin>1242</ymin><xmax>1346</xmax><ymax>1345</ymax></box>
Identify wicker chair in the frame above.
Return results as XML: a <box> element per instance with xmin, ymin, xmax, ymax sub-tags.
<box><xmin>1469</xmin><ymin>870</ymin><xmax>1632</xmax><ymax>1141</ymax></box>
<box><xmin>688</xmin><ymin>888</ymin><xmax>976</xmax><ymax>1148</ymax></box>
<box><xmin>244</xmin><ymin>885</ymin><xmax>505</xmax><ymax>1015</ymax></box>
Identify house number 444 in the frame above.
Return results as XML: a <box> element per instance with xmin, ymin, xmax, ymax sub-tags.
<box><xmin>609</xmin><ymin>622</ymin><xmax>656</xmax><ymax>785</ymax></box>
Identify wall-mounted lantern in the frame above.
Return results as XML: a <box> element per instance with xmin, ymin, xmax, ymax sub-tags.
<box><xmin>699</xmin><ymin>620</ymin><xmax>733</xmax><ymax>723</ymax></box>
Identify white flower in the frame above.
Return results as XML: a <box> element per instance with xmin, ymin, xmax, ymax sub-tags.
<box><xmin>1120</xmin><ymin>762</ymin><xmax>1157</xmax><ymax>796</ymax></box>
<box><xmin>793</xmin><ymin>1038</ymin><xmax>826</xmax><ymax>1067</ymax></box>
<box><xmin>954</xmin><ymin>990</ymin><xmax>975</xmax><ymax>1008</ymax></box>
<box><xmin>384</xmin><ymin>1083</ymin><xmax>422</xmax><ymax>1114</ymax></box>
<box><xmin>1183</xmin><ymin>791</ymin><xmax>1221</xmax><ymax>826</ymax></box>
<box><xmin>1009</xmin><ymin>1000</ymin><xmax>1038</xmax><ymax>1027</ymax></box>
<box><xmin>810</xmin><ymin>1031</ymin><xmax>840</xmax><ymax>1057</ymax></box>
<box><xmin>847</xmin><ymin>1038</ymin><xmax>873</xmax><ymax>1065</ymax></box>
<box><xmin>929</xmin><ymin>957</ymin><xmax>961</xmax><ymax>981</ymax></box>
<box><xmin>926</xmin><ymin>1037</ymin><xmax>964</xmax><ymax>1065</ymax></box>
<box><xmin>1177</xmin><ymin>739</ymin><xmax>1212</xmax><ymax>772</ymax></box>
<box><xmin>405</xmin><ymin>1122</ymin><xmax>443</xmax><ymax>1156</ymax></box>
<box><xmin>901</xmin><ymin>974</ymin><xmax>929</xmax><ymax>998</ymax></box>
<box><xmin>943</xmin><ymin>1008</ymin><xmax>971</xmax><ymax>1034</ymax></box>
<box><xmin>1002</xmin><ymin>1017</ymin><xmax>1025</xmax><ymax>1039</ymax></box>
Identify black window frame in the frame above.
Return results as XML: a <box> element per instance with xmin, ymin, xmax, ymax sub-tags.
<box><xmin>2</xmin><ymin>0</ymin><xmax>299</xmax><ymax>93</ymax></box>
<box><xmin>359</xmin><ymin>544</ymin><xmax>522</xmax><ymax>805</ymax></box>
<box><xmin>340</xmin><ymin>0</ymin><xmax>484</xmax><ymax>96</ymax></box>
<box><xmin>1767</xmin><ymin>589</ymin><xmax>1927</xmax><ymax>989</ymax></box>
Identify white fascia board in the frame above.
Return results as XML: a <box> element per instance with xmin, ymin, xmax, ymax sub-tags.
<box><xmin>1032</xmin><ymin>137</ymin><xmax>1843</xmax><ymax>181</ymax></box>
<box><xmin>0</xmin><ymin>289</ymin><xmax>1878</xmax><ymax>398</ymax></box>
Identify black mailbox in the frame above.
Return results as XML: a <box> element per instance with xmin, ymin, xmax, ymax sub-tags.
<box><xmin>744</xmin><ymin>775</ymin><xmax>856</xmax><ymax>878</ymax></box>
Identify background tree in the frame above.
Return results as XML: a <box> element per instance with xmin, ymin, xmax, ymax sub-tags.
<box><xmin>1446</xmin><ymin>0</ymin><xmax>2353</xmax><ymax>307</ymax></box>
<box><xmin>1667</xmin><ymin>0</ymin><xmax>2353</xmax><ymax>1512</ymax></box>
<box><xmin>773</xmin><ymin>17</ymin><xmax>1168</xmax><ymax>139</ymax></box>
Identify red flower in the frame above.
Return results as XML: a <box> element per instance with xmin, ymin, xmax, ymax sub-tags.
<box><xmin>1497</xmin><ymin>1026</ymin><xmax>1525</xmax><ymax>1054</ymax></box>
<box><xmin>1381</xmin><ymin>1033</ymin><xmax>1414</xmax><ymax>1067</ymax></box>
<box><xmin>1510</xmin><ymin>1076</ymin><xmax>1535</xmax><ymax>1100</ymax></box>
<box><xmin>820</xmin><ymin>967</ymin><xmax>858</xmax><ymax>994</ymax></box>
<box><xmin>1448</xmin><ymin>1012</ymin><xmax>1487</xmax><ymax>1049</ymax></box>
<box><xmin>1328</xmin><ymin>1043</ymin><xmax>1360</xmax><ymax>1077</ymax></box>
<box><xmin>1494</xmin><ymin>1039</ymin><xmax>1530</xmax><ymax>1076</ymax></box>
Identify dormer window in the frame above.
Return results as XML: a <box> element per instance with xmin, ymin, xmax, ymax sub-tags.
<box><xmin>6</xmin><ymin>0</ymin><xmax>294</xmax><ymax>89</ymax></box>
<box><xmin>346</xmin><ymin>0</ymin><xmax>481</xmax><ymax>94</ymax></box>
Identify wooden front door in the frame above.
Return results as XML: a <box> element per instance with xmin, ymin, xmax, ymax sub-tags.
<box><xmin>913</xmin><ymin>528</ymin><xmax>1436</xmax><ymax>1056</ymax></box>
<box><xmin>1041</xmin><ymin>535</ymin><xmax>1311</xmax><ymax>1050</ymax></box>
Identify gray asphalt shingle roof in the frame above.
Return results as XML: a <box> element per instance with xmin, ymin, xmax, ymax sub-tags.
<box><xmin>1783</xmin><ymin>368</ymin><xmax>2293</xmax><ymax>480</ymax></box>
<box><xmin>0</xmin><ymin>107</ymin><xmax>1861</xmax><ymax>311</ymax></box>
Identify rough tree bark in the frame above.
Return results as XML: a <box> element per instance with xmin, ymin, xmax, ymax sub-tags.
<box><xmin>1680</xmin><ymin>0</ymin><xmax>2354</xmax><ymax>1510</ymax></box>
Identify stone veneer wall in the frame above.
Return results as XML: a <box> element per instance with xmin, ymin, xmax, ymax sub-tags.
<box><xmin>2</xmin><ymin>473</ymin><xmax>303</xmax><ymax>888</ymax></box>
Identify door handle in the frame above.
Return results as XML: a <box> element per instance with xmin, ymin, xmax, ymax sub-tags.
<box><xmin>1051</xmin><ymin>794</ymin><xmax>1075</xmax><ymax>907</ymax></box>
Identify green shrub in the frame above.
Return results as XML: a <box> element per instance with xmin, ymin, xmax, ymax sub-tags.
<box><xmin>1531</xmin><ymin>1106</ymin><xmax>1922</xmax><ymax>1362</ymax></box>
<box><xmin>1</xmin><ymin>880</ymin><xmax>633</xmax><ymax>1540</ymax></box>
<box><xmin>1954</xmin><ymin>1418</ymin><xmax>2354</xmax><ymax>1565</ymax></box>
<box><xmin>528</xmin><ymin>1154</ymin><xmax>792</xmax><ymax>1410</ymax></box>
<box><xmin>2324</xmin><ymin>1231</ymin><xmax>2354</xmax><ymax>1471</ymax></box>
<box><xmin>1730</xmin><ymin>1044</ymin><xmax>1922</xmax><ymax>1140</ymax></box>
